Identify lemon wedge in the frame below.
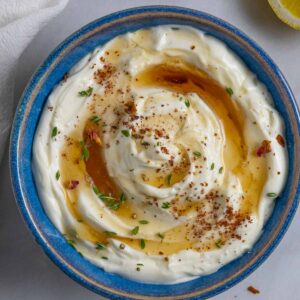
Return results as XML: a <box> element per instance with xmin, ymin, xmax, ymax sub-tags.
<box><xmin>268</xmin><ymin>0</ymin><xmax>300</xmax><ymax>29</ymax></box>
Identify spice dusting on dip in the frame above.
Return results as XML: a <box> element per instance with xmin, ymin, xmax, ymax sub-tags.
<box><xmin>33</xmin><ymin>26</ymin><xmax>287</xmax><ymax>283</ymax></box>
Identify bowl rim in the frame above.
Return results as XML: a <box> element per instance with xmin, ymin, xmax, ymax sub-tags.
<box><xmin>9</xmin><ymin>5</ymin><xmax>300</xmax><ymax>300</ymax></box>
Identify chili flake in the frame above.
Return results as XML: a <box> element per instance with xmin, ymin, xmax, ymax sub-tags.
<box><xmin>276</xmin><ymin>134</ymin><xmax>285</xmax><ymax>147</ymax></box>
<box><xmin>86</xmin><ymin>129</ymin><xmax>102</xmax><ymax>146</ymax></box>
<box><xmin>67</xmin><ymin>180</ymin><xmax>79</xmax><ymax>190</ymax></box>
<box><xmin>247</xmin><ymin>286</ymin><xmax>260</xmax><ymax>294</ymax></box>
<box><xmin>256</xmin><ymin>140</ymin><xmax>271</xmax><ymax>157</ymax></box>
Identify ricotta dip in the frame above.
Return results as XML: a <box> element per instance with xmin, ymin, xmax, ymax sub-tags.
<box><xmin>33</xmin><ymin>26</ymin><xmax>287</xmax><ymax>283</ymax></box>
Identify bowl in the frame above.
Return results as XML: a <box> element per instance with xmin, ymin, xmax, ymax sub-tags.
<box><xmin>9</xmin><ymin>6</ymin><xmax>300</xmax><ymax>300</ymax></box>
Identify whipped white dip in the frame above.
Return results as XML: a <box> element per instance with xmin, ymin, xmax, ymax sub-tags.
<box><xmin>33</xmin><ymin>26</ymin><xmax>287</xmax><ymax>283</ymax></box>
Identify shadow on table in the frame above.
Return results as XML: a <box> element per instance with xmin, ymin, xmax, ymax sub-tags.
<box><xmin>0</xmin><ymin>148</ymin><xmax>100</xmax><ymax>299</ymax></box>
<box><xmin>237</xmin><ymin>0</ymin><xmax>299</xmax><ymax>40</ymax></box>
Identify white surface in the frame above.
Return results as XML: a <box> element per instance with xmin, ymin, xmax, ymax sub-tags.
<box><xmin>0</xmin><ymin>0</ymin><xmax>299</xmax><ymax>299</ymax></box>
<box><xmin>0</xmin><ymin>0</ymin><xmax>68</xmax><ymax>163</ymax></box>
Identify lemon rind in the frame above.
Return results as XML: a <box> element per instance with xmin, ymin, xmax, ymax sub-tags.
<box><xmin>268</xmin><ymin>0</ymin><xmax>300</xmax><ymax>30</ymax></box>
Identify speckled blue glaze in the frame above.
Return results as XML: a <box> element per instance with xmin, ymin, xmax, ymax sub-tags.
<box><xmin>9</xmin><ymin>6</ymin><xmax>300</xmax><ymax>300</ymax></box>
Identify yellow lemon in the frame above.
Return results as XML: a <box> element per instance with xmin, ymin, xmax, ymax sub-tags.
<box><xmin>268</xmin><ymin>0</ymin><xmax>300</xmax><ymax>30</ymax></box>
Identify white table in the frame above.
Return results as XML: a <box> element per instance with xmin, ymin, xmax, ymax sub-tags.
<box><xmin>1</xmin><ymin>1</ymin><xmax>299</xmax><ymax>299</ymax></box>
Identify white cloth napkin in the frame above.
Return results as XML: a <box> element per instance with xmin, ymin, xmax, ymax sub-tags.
<box><xmin>0</xmin><ymin>0</ymin><xmax>68</xmax><ymax>162</ymax></box>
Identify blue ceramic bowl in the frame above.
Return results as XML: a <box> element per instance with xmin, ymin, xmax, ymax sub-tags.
<box><xmin>10</xmin><ymin>6</ymin><xmax>300</xmax><ymax>300</ymax></box>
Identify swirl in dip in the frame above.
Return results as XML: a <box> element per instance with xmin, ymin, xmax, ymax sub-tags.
<box><xmin>33</xmin><ymin>26</ymin><xmax>287</xmax><ymax>283</ymax></box>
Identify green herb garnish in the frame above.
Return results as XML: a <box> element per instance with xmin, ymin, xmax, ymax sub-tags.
<box><xmin>51</xmin><ymin>126</ymin><xmax>58</xmax><ymax>138</ymax></box>
<box><xmin>267</xmin><ymin>192</ymin><xmax>277</xmax><ymax>197</ymax></box>
<box><xmin>67</xmin><ymin>239</ymin><xmax>76</xmax><ymax>249</ymax></box>
<box><xmin>184</xmin><ymin>99</ymin><xmax>190</xmax><ymax>107</ymax></box>
<box><xmin>90</xmin><ymin>115</ymin><xmax>101</xmax><ymax>124</ymax></box>
<box><xmin>218</xmin><ymin>166</ymin><xmax>223</xmax><ymax>174</ymax></box>
<box><xmin>80</xmin><ymin>141</ymin><xmax>89</xmax><ymax>161</ymax></box>
<box><xmin>65</xmin><ymin>237</ymin><xmax>82</xmax><ymax>255</ymax></box>
<box><xmin>210</xmin><ymin>163</ymin><xmax>215</xmax><ymax>170</ymax></box>
<box><xmin>104</xmin><ymin>231</ymin><xmax>117</xmax><ymax>237</ymax></box>
<box><xmin>140</xmin><ymin>239</ymin><xmax>145</xmax><ymax>249</ymax></box>
<box><xmin>107</xmin><ymin>202</ymin><xmax>120</xmax><ymax>210</ymax></box>
<box><xmin>95</xmin><ymin>242</ymin><xmax>106</xmax><ymax>250</ymax></box>
<box><xmin>193</xmin><ymin>151</ymin><xmax>202</xmax><ymax>157</ymax></box>
<box><xmin>157</xmin><ymin>233</ymin><xmax>165</xmax><ymax>239</ymax></box>
<box><xmin>120</xmin><ymin>192</ymin><xmax>127</xmax><ymax>203</ymax></box>
<box><xmin>215</xmin><ymin>239</ymin><xmax>222</xmax><ymax>248</ymax></box>
<box><xmin>121</xmin><ymin>129</ymin><xmax>130</xmax><ymax>137</ymax></box>
<box><xmin>137</xmin><ymin>263</ymin><xmax>144</xmax><ymax>266</ymax></box>
<box><xmin>92</xmin><ymin>185</ymin><xmax>125</xmax><ymax>210</ymax></box>
<box><xmin>131</xmin><ymin>226</ymin><xmax>139</xmax><ymax>235</ymax></box>
<box><xmin>78</xmin><ymin>86</ymin><xmax>93</xmax><ymax>97</ymax></box>
<box><xmin>141</xmin><ymin>141</ymin><xmax>150</xmax><ymax>147</ymax></box>
<box><xmin>161</xmin><ymin>202</ymin><xmax>171</xmax><ymax>209</ymax></box>
<box><xmin>139</xmin><ymin>220</ymin><xmax>149</xmax><ymax>224</ymax></box>
<box><xmin>107</xmin><ymin>200</ymin><xmax>120</xmax><ymax>210</ymax></box>
<box><xmin>101</xmin><ymin>256</ymin><xmax>108</xmax><ymax>260</ymax></box>
<box><xmin>166</xmin><ymin>174</ymin><xmax>172</xmax><ymax>186</ymax></box>
<box><xmin>55</xmin><ymin>170</ymin><xmax>60</xmax><ymax>180</ymax></box>
<box><xmin>93</xmin><ymin>185</ymin><xmax>99</xmax><ymax>194</ymax></box>
<box><xmin>225</xmin><ymin>87</ymin><xmax>233</xmax><ymax>96</ymax></box>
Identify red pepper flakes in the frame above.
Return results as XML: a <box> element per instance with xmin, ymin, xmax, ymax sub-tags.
<box><xmin>256</xmin><ymin>140</ymin><xmax>271</xmax><ymax>157</ymax></box>
<box><xmin>276</xmin><ymin>134</ymin><xmax>285</xmax><ymax>147</ymax></box>
<box><xmin>67</xmin><ymin>180</ymin><xmax>79</xmax><ymax>190</ymax></box>
<box><xmin>86</xmin><ymin>128</ymin><xmax>102</xmax><ymax>146</ymax></box>
<box><xmin>247</xmin><ymin>286</ymin><xmax>260</xmax><ymax>294</ymax></box>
